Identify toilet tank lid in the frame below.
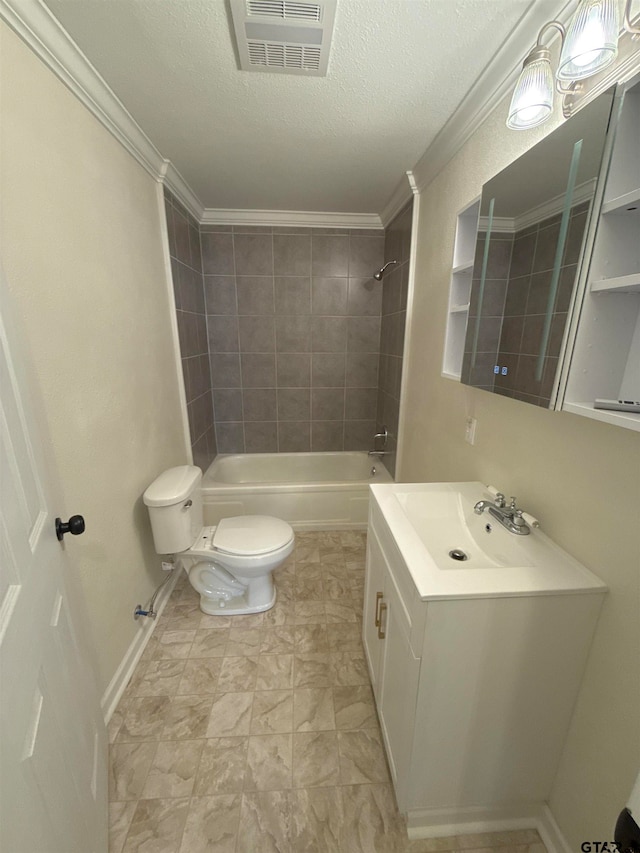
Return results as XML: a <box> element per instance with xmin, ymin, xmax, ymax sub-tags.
<box><xmin>143</xmin><ymin>466</ymin><xmax>202</xmax><ymax>507</ymax></box>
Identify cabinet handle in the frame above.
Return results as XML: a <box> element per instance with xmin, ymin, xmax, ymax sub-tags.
<box><xmin>378</xmin><ymin>602</ymin><xmax>387</xmax><ymax>639</ymax></box>
<box><xmin>375</xmin><ymin>592</ymin><xmax>383</xmax><ymax>626</ymax></box>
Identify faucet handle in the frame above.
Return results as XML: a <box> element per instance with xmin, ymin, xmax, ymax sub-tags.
<box><xmin>486</xmin><ymin>486</ymin><xmax>506</xmax><ymax>507</ymax></box>
<box><xmin>508</xmin><ymin>496</ymin><xmax>518</xmax><ymax>511</ymax></box>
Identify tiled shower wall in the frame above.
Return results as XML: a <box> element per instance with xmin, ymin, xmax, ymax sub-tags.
<box><xmin>201</xmin><ymin>225</ymin><xmax>385</xmax><ymax>453</ymax></box>
<box><xmin>164</xmin><ymin>191</ymin><xmax>217</xmax><ymax>469</ymax></box>
<box><xmin>375</xmin><ymin>200</ymin><xmax>413</xmax><ymax>478</ymax></box>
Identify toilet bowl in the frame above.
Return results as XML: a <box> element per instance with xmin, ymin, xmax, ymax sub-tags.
<box><xmin>143</xmin><ymin>466</ymin><xmax>294</xmax><ymax>616</ymax></box>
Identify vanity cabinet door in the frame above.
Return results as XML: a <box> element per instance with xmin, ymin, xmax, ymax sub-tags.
<box><xmin>362</xmin><ymin>527</ymin><xmax>386</xmax><ymax>698</ymax></box>
<box><xmin>377</xmin><ymin>565</ymin><xmax>421</xmax><ymax>806</ymax></box>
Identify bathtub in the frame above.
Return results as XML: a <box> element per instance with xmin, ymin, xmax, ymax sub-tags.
<box><xmin>201</xmin><ymin>452</ymin><xmax>392</xmax><ymax>530</ymax></box>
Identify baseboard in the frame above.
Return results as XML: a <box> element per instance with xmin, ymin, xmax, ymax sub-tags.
<box><xmin>406</xmin><ymin>802</ymin><xmax>545</xmax><ymax>839</ymax></box>
<box><xmin>537</xmin><ymin>804</ymin><xmax>574</xmax><ymax>853</ymax></box>
<box><xmin>101</xmin><ymin>568</ymin><xmax>180</xmax><ymax>723</ymax></box>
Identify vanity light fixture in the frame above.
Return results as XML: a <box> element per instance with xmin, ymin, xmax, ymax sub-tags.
<box><xmin>507</xmin><ymin>0</ymin><xmax>639</xmax><ymax>130</ymax></box>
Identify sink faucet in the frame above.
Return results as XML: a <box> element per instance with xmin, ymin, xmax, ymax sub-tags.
<box><xmin>474</xmin><ymin>492</ymin><xmax>536</xmax><ymax>536</ymax></box>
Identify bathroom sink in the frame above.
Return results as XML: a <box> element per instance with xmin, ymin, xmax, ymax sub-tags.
<box><xmin>370</xmin><ymin>482</ymin><xmax>606</xmax><ymax>600</ymax></box>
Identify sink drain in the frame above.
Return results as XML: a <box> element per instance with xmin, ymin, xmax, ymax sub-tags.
<box><xmin>448</xmin><ymin>549</ymin><xmax>469</xmax><ymax>562</ymax></box>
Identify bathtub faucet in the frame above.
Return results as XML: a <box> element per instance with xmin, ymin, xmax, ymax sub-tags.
<box><xmin>368</xmin><ymin>450</ymin><xmax>389</xmax><ymax>458</ymax></box>
<box><xmin>368</xmin><ymin>426</ymin><xmax>388</xmax><ymax>458</ymax></box>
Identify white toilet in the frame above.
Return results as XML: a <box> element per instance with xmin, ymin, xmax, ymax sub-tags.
<box><xmin>143</xmin><ymin>465</ymin><xmax>294</xmax><ymax>615</ymax></box>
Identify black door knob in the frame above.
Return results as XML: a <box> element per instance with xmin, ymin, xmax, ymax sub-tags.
<box><xmin>55</xmin><ymin>515</ymin><xmax>85</xmax><ymax>541</ymax></box>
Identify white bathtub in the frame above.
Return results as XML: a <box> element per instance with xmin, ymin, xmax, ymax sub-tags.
<box><xmin>201</xmin><ymin>452</ymin><xmax>392</xmax><ymax>530</ymax></box>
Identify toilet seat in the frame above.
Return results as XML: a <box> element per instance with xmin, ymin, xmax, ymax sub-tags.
<box><xmin>212</xmin><ymin>515</ymin><xmax>294</xmax><ymax>556</ymax></box>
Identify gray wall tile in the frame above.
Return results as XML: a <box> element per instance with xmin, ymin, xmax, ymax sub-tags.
<box><xmin>277</xmin><ymin>388</ymin><xmax>311</xmax><ymax>421</ymax></box>
<box><xmin>208</xmin><ymin>315</ymin><xmax>239</xmax><ymax>352</ymax></box>
<box><xmin>243</xmin><ymin>388</ymin><xmax>277</xmax><ymax>421</ymax></box>
<box><xmin>205</xmin><ymin>276</ymin><xmax>237</xmax><ymax>315</ymax></box>
<box><xmin>278</xmin><ymin>422</ymin><xmax>311</xmax><ymax>452</ymax></box>
<box><xmin>277</xmin><ymin>353</ymin><xmax>311</xmax><ymax>387</ymax></box>
<box><xmin>245</xmin><ymin>421</ymin><xmax>278</xmax><ymax>453</ymax></box>
<box><xmin>273</xmin><ymin>235</ymin><xmax>311</xmax><ymax>276</ymax></box>
<box><xmin>275</xmin><ymin>277</ymin><xmax>311</xmax><ymax>314</ymax></box>
<box><xmin>241</xmin><ymin>353</ymin><xmax>276</xmax><ymax>388</ymax></box>
<box><xmin>234</xmin><ymin>234</ymin><xmax>273</xmax><ymax>276</ymax></box>
<box><xmin>311</xmin><ymin>236</ymin><xmax>349</xmax><ymax>277</ymax></box>
<box><xmin>201</xmin><ymin>232</ymin><xmax>235</xmax><ymax>276</ymax></box>
<box><xmin>311</xmin><ymin>353</ymin><xmax>346</xmax><ymax>387</ymax></box>
<box><xmin>213</xmin><ymin>389</ymin><xmax>243</xmax><ymax>422</ymax></box>
<box><xmin>236</xmin><ymin>277</ymin><xmax>275</xmax><ymax>315</ymax></box>
<box><xmin>312</xmin><ymin>388</ymin><xmax>345</xmax><ymax>420</ymax></box>
<box><xmin>312</xmin><ymin>316</ymin><xmax>347</xmax><ymax>352</ymax></box>
<box><xmin>311</xmin><ymin>278</ymin><xmax>348</xmax><ymax>315</ymax></box>
<box><xmin>276</xmin><ymin>315</ymin><xmax>312</xmax><ymax>352</ymax></box>
<box><xmin>311</xmin><ymin>421</ymin><xmax>344</xmax><ymax>452</ymax></box>
<box><xmin>347</xmin><ymin>277</ymin><xmax>383</xmax><ymax>316</ymax></box>
<box><xmin>238</xmin><ymin>315</ymin><xmax>276</xmax><ymax>352</ymax></box>
<box><xmin>216</xmin><ymin>422</ymin><xmax>245</xmax><ymax>453</ymax></box>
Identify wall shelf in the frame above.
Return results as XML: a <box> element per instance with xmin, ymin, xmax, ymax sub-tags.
<box><xmin>442</xmin><ymin>198</ymin><xmax>480</xmax><ymax>381</ymax></box>
<box><xmin>591</xmin><ymin>273</ymin><xmax>640</xmax><ymax>293</ymax></box>
<box><xmin>562</xmin><ymin>78</ymin><xmax>640</xmax><ymax>432</ymax></box>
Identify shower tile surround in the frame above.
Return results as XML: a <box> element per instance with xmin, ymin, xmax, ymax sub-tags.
<box><xmin>201</xmin><ymin>224</ymin><xmax>386</xmax><ymax>453</ymax></box>
<box><xmin>165</xmin><ymin>191</ymin><xmax>217</xmax><ymax>469</ymax></box>
<box><xmin>376</xmin><ymin>201</ymin><xmax>413</xmax><ymax>478</ymax></box>
<box><xmin>463</xmin><ymin>202</ymin><xmax>588</xmax><ymax>407</ymax></box>
<box><xmin>108</xmin><ymin>530</ymin><xmax>548</xmax><ymax>853</ymax></box>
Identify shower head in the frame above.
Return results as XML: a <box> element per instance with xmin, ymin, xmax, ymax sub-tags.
<box><xmin>373</xmin><ymin>260</ymin><xmax>398</xmax><ymax>280</ymax></box>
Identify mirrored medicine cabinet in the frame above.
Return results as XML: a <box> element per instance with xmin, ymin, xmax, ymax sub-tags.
<box><xmin>457</xmin><ymin>85</ymin><xmax>618</xmax><ymax>411</ymax></box>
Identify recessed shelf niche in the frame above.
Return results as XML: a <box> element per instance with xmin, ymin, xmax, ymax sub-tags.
<box><xmin>442</xmin><ymin>199</ymin><xmax>480</xmax><ymax>380</ymax></box>
<box><xmin>563</xmin><ymin>77</ymin><xmax>640</xmax><ymax>431</ymax></box>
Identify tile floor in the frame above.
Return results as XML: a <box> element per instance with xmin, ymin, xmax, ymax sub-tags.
<box><xmin>109</xmin><ymin>530</ymin><xmax>547</xmax><ymax>853</ymax></box>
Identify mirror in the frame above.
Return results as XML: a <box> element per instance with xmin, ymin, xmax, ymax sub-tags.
<box><xmin>461</xmin><ymin>87</ymin><xmax>616</xmax><ymax>408</ymax></box>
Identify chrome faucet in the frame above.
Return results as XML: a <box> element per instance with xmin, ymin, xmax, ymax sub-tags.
<box><xmin>474</xmin><ymin>493</ymin><xmax>533</xmax><ymax>535</ymax></box>
<box><xmin>368</xmin><ymin>426</ymin><xmax>389</xmax><ymax>458</ymax></box>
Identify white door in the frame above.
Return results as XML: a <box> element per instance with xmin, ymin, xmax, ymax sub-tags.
<box><xmin>0</xmin><ymin>270</ymin><xmax>107</xmax><ymax>853</ymax></box>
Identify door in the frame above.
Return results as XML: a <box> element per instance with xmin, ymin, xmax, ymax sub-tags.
<box><xmin>0</xmin><ymin>270</ymin><xmax>107</xmax><ymax>853</ymax></box>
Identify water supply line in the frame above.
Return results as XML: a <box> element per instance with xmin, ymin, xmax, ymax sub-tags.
<box><xmin>134</xmin><ymin>560</ymin><xmax>175</xmax><ymax>620</ymax></box>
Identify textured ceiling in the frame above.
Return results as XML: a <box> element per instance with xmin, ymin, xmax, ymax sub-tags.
<box><xmin>43</xmin><ymin>0</ymin><xmax>555</xmax><ymax>214</ymax></box>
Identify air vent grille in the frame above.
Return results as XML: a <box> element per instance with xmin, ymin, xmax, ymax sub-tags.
<box><xmin>247</xmin><ymin>1</ymin><xmax>322</xmax><ymax>21</ymax></box>
<box><xmin>231</xmin><ymin>0</ymin><xmax>336</xmax><ymax>76</ymax></box>
<box><xmin>248</xmin><ymin>41</ymin><xmax>321</xmax><ymax>70</ymax></box>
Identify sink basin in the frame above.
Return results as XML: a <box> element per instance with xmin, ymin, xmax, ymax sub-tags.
<box><xmin>394</xmin><ymin>489</ymin><xmax>534</xmax><ymax>570</ymax></box>
<box><xmin>370</xmin><ymin>481</ymin><xmax>606</xmax><ymax>600</ymax></box>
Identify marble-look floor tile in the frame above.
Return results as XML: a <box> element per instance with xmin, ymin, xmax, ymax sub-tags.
<box><xmin>190</xmin><ymin>627</ymin><xmax>229</xmax><ymax>658</ymax></box>
<box><xmin>261</xmin><ymin>626</ymin><xmax>296</xmax><ymax>655</ymax></box>
<box><xmin>322</xmin><ymin>573</ymin><xmax>352</xmax><ymax>600</ymax></box>
<box><xmin>295</xmin><ymin>543</ymin><xmax>320</xmax><ymax>563</ymax></box>
<box><xmin>405</xmin><ymin>838</ymin><xmax>461</xmax><ymax>852</ymax></box>
<box><xmin>154</xmin><ymin>630</ymin><xmax>195</xmax><ymax>660</ymax></box>
<box><xmin>162</xmin><ymin>695</ymin><xmax>214</xmax><ymax>740</ymax></box>
<box><xmin>178</xmin><ymin>794</ymin><xmax>241</xmax><ymax>853</ymax></box>
<box><xmin>340</xmin><ymin>783</ymin><xmax>407</xmax><ymax>853</ymax></box>
<box><xmin>293</xmin><ymin>653</ymin><xmax>334</xmax><ymax>688</ymax></box>
<box><xmin>293</xmin><ymin>601</ymin><xmax>326</xmax><ymax>625</ymax></box>
<box><xmin>325</xmin><ymin>600</ymin><xmax>358</xmax><ymax>623</ymax></box>
<box><xmin>225</xmin><ymin>627</ymin><xmax>264</xmax><ymax>656</ymax></box>
<box><xmin>205</xmin><ymin>692</ymin><xmax>254</xmax><ymax>737</ymax></box>
<box><xmin>109</xmin><ymin>800</ymin><xmax>137</xmax><ymax>853</ymax></box>
<box><xmin>292</xmin><ymin>731</ymin><xmax>340</xmax><ymax>788</ymax></box>
<box><xmin>338</xmin><ymin>728</ymin><xmax>389</xmax><ymax>784</ymax></box>
<box><xmin>327</xmin><ymin>622</ymin><xmax>362</xmax><ymax>652</ymax></box>
<box><xmin>236</xmin><ymin>791</ymin><xmax>293</xmax><ymax>853</ymax></box>
<box><xmin>217</xmin><ymin>655</ymin><xmax>259</xmax><ymax>692</ymax></box>
<box><xmin>162</xmin><ymin>604</ymin><xmax>202</xmax><ymax>632</ymax></box>
<box><xmin>230</xmin><ymin>612</ymin><xmax>265</xmax><ymax>628</ymax></box>
<box><xmin>195</xmin><ymin>737</ymin><xmax>248</xmax><ymax>795</ymax></box>
<box><xmin>263</xmin><ymin>601</ymin><xmax>291</xmax><ymax>627</ymax></box>
<box><xmin>176</xmin><ymin>658</ymin><xmax>222</xmax><ymax>695</ymax></box>
<box><xmin>250</xmin><ymin>690</ymin><xmax>294</xmax><ymax>734</ymax></box>
<box><xmin>333</xmin><ymin>685</ymin><xmax>377</xmax><ymax>730</ymax></box>
<box><xmin>256</xmin><ymin>654</ymin><xmax>294</xmax><ymax>690</ymax></box>
<box><xmin>116</xmin><ymin>696</ymin><xmax>170</xmax><ymax>742</ymax></box>
<box><xmin>141</xmin><ymin>739</ymin><xmax>204</xmax><ymax>799</ymax></box>
<box><xmin>132</xmin><ymin>660</ymin><xmax>186</xmax><ymax>697</ymax></box>
<box><xmin>122</xmin><ymin>797</ymin><xmax>190</xmax><ymax>853</ymax></box>
<box><xmin>293</xmin><ymin>688</ymin><xmax>335</xmax><ymax>732</ymax></box>
<box><xmin>331</xmin><ymin>652</ymin><xmax>369</xmax><ymax>686</ymax></box>
<box><xmin>291</xmin><ymin>787</ymin><xmax>343</xmax><ymax>853</ymax></box>
<box><xmin>108</xmin><ymin>705</ymin><xmax>126</xmax><ymax>744</ymax></box>
<box><xmin>294</xmin><ymin>577</ymin><xmax>324</xmax><ymax>600</ymax></box>
<box><xmin>294</xmin><ymin>625</ymin><xmax>328</xmax><ymax>653</ymax></box>
<box><xmin>245</xmin><ymin>733</ymin><xmax>293</xmax><ymax>791</ymax></box>
<box><xmin>198</xmin><ymin>612</ymin><xmax>232</xmax><ymax>629</ymax></box>
<box><xmin>109</xmin><ymin>742</ymin><xmax>158</xmax><ymax>801</ymax></box>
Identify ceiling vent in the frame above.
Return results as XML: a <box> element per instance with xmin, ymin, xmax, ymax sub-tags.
<box><xmin>230</xmin><ymin>0</ymin><xmax>337</xmax><ymax>76</ymax></box>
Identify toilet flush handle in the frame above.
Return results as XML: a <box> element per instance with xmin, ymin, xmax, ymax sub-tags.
<box><xmin>183</xmin><ymin>500</ymin><xmax>193</xmax><ymax>508</ymax></box>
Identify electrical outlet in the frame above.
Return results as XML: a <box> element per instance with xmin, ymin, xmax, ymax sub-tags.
<box><xmin>465</xmin><ymin>416</ymin><xmax>477</xmax><ymax>445</ymax></box>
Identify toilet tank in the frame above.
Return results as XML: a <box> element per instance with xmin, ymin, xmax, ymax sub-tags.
<box><xmin>143</xmin><ymin>465</ymin><xmax>203</xmax><ymax>554</ymax></box>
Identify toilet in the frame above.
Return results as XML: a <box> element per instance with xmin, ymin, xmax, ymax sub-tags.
<box><xmin>143</xmin><ymin>465</ymin><xmax>294</xmax><ymax>615</ymax></box>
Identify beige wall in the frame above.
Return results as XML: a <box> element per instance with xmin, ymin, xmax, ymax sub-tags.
<box><xmin>1</xmin><ymin>24</ymin><xmax>187</xmax><ymax>695</ymax></box>
<box><xmin>401</xmin><ymin>95</ymin><xmax>640</xmax><ymax>845</ymax></box>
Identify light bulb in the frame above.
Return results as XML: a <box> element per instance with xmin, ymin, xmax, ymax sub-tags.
<box><xmin>558</xmin><ymin>0</ymin><xmax>620</xmax><ymax>81</ymax></box>
<box><xmin>507</xmin><ymin>56</ymin><xmax>555</xmax><ymax>130</ymax></box>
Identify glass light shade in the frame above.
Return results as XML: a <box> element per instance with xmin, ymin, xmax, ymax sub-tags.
<box><xmin>507</xmin><ymin>57</ymin><xmax>554</xmax><ymax>130</ymax></box>
<box><xmin>557</xmin><ymin>0</ymin><xmax>620</xmax><ymax>81</ymax></box>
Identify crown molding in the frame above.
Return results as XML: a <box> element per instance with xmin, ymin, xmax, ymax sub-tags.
<box><xmin>380</xmin><ymin>171</ymin><xmax>418</xmax><ymax>227</ymax></box>
<box><xmin>0</xmin><ymin>0</ymin><xmax>168</xmax><ymax>182</ymax></box>
<box><xmin>410</xmin><ymin>0</ymin><xmax>579</xmax><ymax>195</ymax></box>
<box><xmin>161</xmin><ymin>162</ymin><xmax>204</xmax><ymax>222</ymax></box>
<box><xmin>200</xmin><ymin>208</ymin><xmax>383</xmax><ymax>229</ymax></box>
<box><xmin>478</xmin><ymin>178</ymin><xmax>597</xmax><ymax>234</ymax></box>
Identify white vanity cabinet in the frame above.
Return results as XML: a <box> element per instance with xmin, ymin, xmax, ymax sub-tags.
<box><xmin>363</xmin><ymin>486</ymin><xmax>606</xmax><ymax>834</ymax></box>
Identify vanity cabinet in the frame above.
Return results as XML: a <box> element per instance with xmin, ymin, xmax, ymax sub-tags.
<box><xmin>363</xmin><ymin>492</ymin><xmax>605</xmax><ymax>834</ymax></box>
